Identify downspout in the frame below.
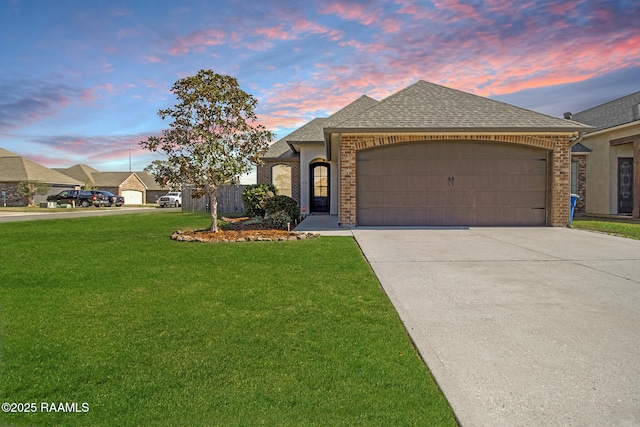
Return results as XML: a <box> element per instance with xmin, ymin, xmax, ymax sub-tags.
<box><xmin>569</xmin><ymin>131</ymin><xmax>585</xmax><ymax>147</ymax></box>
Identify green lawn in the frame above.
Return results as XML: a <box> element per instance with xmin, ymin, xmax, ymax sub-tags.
<box><xmin>573</xmin><ymin>217</ymin><xmax>640</xmax><ymax>240</ymax></box>
<box><xmin>0</xmin><ymin>213</ymin><xmax>456</xmax><ymax>426</ymax></box>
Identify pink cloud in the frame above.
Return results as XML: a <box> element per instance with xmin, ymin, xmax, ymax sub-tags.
<box><xmin>168</xmin><ymin>28</ymin><xmax>226</xmax><ymax>56</ymax></box>
<box><xmin>255</xmin><ymin>24</ymin><xmax>296</xmax><ymax>40</ymax></box>
<box><xmin>145</xmin><ymin>55</ymin><xmax>163</xmax><ymax>63</ymax></box>
<box><xmin>319</xmin><ymin>1</ymin><xmax>379</xmax><ymax>26</ymax></box>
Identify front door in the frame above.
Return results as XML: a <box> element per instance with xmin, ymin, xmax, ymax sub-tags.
<box><xmin>310</xmin><ymin>163</ymin><xmax>329</xmax><ymax>213</ymax></box>
<box><xmin>618</xmin><ymin>158</ymin><xmax>633</xmax><ymax>214</ymax></box>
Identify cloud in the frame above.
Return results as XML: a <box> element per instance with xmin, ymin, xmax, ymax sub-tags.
<box><xmin>168</xmin><ymin>28</ymin><xmax>226</xmax><ymax>55</ymax></box>
<box><xmin>25</xmin><ymin>132</ymin><xmax>158</xmax><ymax>167</ymax></box>
<box><xmin>0</xmin><ymin>80</ymin><xmax>94</xmax><ymax>131</ymax></box>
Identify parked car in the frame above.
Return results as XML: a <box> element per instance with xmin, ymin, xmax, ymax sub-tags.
<box><xmin>46</xmin><ymin>190</ymin><xmax>109</xmax><ymax>207</ymax></box>
<box><xmin>158</xmin><ymin>192</ymin><xmax>182</xmax><ymax>208</ymax></box>
<box><xmin>93</xmin><ymin>190</ymin><xmax>125</xmax><ymax>207</ymax></box>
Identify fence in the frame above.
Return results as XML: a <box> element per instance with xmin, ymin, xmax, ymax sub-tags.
<box><xmin>182</xmin><ymin>185</ymin><xmax>246</xmax><ymax>213</ymax></box>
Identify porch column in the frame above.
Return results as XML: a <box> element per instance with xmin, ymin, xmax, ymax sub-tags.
<box><xmin>339</xmin><ymin>138</ymin><xmax>357</xmax><ymax>226</ymax></box>
<box><xmin>552</xmin><ymin>137</ymin><xmax>571</xmax><ymax>226</ymax></box>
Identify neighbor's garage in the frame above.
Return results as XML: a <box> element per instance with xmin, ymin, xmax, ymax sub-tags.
<box><xmin>356</xmin><ymin>140</ymin><xmax>549</xmax><ymax>226</ymax></box>
<box><xmin>122</xmin><ymin>190</ymin><xmax>143</xmax><ymax>205</ymax></box>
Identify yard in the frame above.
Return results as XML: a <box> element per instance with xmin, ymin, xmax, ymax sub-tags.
<box><xmin>0</xmin><ymin>212</ymin><xmax>456</xmax><ymax>426</ymax></box>
<box><xmin>573</xmin><ymin>216</ymin><xmax>640</xmax><ymax>240</ymax></box>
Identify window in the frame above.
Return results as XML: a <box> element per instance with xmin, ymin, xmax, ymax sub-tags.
<box><xmin>272</xmin><ymin>164</ymin><xmax>292</xmax><ymax>197</ymax></box>
<box><xmin>571</xmin><ymin>161</ymin><xmax>578</xmax><ymax>194</ymax></box>
<box><xmin>313</xmin><ymin>165</ymin><xmax>328</xmax><ymax>197</ymax></box>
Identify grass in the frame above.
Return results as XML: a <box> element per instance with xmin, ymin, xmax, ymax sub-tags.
<box><xmin>0</xmin><ymin>212</ymin><xmax>456</xmax><ymax>426</ymax></box>
<box><xmin>573</xmin><ymin>216</ymin><xmax>640</xmax><ymax>240</ymax></box>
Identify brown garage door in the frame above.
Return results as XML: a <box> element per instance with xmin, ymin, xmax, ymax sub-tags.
<box><xmin>356</xmin><ymin>141</ymin><xmax>548</xmax><ymax>226</ymax></box>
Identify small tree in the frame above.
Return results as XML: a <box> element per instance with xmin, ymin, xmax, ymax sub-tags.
<box><xmin>140</xmin><ymin>70</ymin><xmax>273</xmax><ymax>232</ymax></box>
<box><xmin>144</xmin><ymin>160</ymin><xmax>182</xmax><ymax>190</ymax></box>
<box><xmin>17</xmin><ymin>180</ymin><xmax>50</xmax><ymax>206</ymax></box>
<box><xmin>82</xmin><ymin>178</ymin><xmax>97</xmax><ymax>190</ymax></box>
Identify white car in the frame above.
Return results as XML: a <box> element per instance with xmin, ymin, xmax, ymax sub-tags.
<box><xmin>158</xmin><ymin>192</ymin><xmax>182</xmax><ymax>208</ymax></box>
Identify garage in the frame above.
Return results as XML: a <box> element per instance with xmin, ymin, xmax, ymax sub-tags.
<box><xmin>356</xmin><ymin>140</ymin><xmax>548</xmax><ymax>226</ymax></box>
<box><xmin>122</xmin><ymin>190</ymin><xmax>143</xmax><ymax>205</ymax></box>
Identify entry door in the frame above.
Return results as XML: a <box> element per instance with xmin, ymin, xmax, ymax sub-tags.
<box><xmin>310</xmin><ymin>163</ymin><xmax>329</xmax><ymax>213</ymax></box>
<box><xmin>618</xmin><ymin>158</ymin><xmax>633</xmax><ymax>214</ymax></box>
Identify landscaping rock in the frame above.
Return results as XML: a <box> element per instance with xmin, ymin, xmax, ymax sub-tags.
<box><xmin>170</xmin><ymin>228</ymin><xmax>319</xmax><ymax>243</ymax></box>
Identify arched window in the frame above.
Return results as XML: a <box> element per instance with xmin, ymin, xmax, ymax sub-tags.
<box><xmin>272</xmin><ymin>164</ymin><xmax>292</xmax><ymax>197</ymax></box>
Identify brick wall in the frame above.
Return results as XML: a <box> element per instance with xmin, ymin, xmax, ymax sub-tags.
<box><xmin>339</xmin><ymin>138</ymin><xmax>357</xmax><ymax>226</ymax></box>
<box><xmin>257</xmin><ymin>160</ymin><xmax>301</xmax><ymax>207</ymax></box>
<box><xmin>573</xmin><ymin>155</ymin><xmax>587</xmax><ymax>214</ymax></box>
<box><xmin>0</xmin><ymin>182</ymin><xmax>26</xmax><ymax>207</ymax></box>
<box><xmin>551</xmin><ymin>138</ymin><xmax>571</xmax><ymax>226</ymax></box>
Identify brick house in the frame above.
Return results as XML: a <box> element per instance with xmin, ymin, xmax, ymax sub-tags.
<box><xmin>570</xmin><ymin>91</ymin><xmax>640</xmax><ymax>218</ymax></box>
<box><xmin>0</xmin><ymin>148</ymin><xmax>81</xmax><ymax>206</ymax></box>
<box><xmin>258</xmin><ymin>80</ymin><xmax>592</xmax><ymax>227</ymax></box>
<box><xmin>56</xmin><ymin>165</ymin><xmax>150</xmax><ymax>204</ymax></box>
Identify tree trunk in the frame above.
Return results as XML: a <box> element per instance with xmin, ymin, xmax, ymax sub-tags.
<box><xmin>208</xmin><ymin>185</ymin><xmax>218</xmax><ymax>232</ymax></box>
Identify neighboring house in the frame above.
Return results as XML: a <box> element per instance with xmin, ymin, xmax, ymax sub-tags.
<box><xmin>137</xmin><ymin>171</ymin><xmax>169</xmax><ymax>203</ymax></box>
<box><xmin>0</xmin><ymin>148</ymin><xmax>81</xmax><ymax>206</ymax></box>
<box><xmin>56</xmin><ymin>165</ymin><xmax>149</xmax><ymax>204</ymax></box>
<box><xmin>259</xmin><ymin>80</ymin><xmax>592</xmax><ymax>227</ymax></box>
<box><xmin>571</xmin><ymin>91</ymin><xmax>640</xmax><ymax>218</ymax></box>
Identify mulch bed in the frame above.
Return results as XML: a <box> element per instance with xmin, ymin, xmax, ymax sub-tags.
<box><xmin>171</xmin><ymin>216</ymin><xmax>318</xmax><ymax>243</ymax></box>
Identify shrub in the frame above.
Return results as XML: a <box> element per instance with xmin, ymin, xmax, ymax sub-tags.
<box><xmin>266</xmin><ymin>210</ymin><xmax>292</xmax><ymax>230</ymax></box>
<box><xmin>242</xmin><ymin>184</ymin><xmax>277</xmax><ymax>217</ymax></box>
<box><xmin>265</xmin><ymin>195</ymin><xmax>299</xmax><ymax>222</ymax></box>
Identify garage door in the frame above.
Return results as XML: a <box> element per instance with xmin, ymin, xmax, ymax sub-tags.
<box><xmin>356</xmin><ymin>141</ymin><xmax>548</xmax><ymax>226</ymax></box>
<box><xmin>122</xmin><ymin>190</ymin><xmax>143</xmax><ymax>205</ymax></box>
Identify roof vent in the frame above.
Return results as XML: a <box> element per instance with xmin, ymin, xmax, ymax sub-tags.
<box><xmin>634</xmin><ymin>104</ymin><xmax>640</xmax><ymax>121</ymax></box>
<box><xmin>563</xmin><ymin>112</ymin><xmax>572</xmax><ymax>120</ymax></box>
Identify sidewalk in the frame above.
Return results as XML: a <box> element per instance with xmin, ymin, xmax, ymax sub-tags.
<box><xmin>293</xmin><ymin>215</ymin><xmax>353</xmax><ymax>236</ymax></box>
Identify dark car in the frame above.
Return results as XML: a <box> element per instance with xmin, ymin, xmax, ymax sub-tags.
<box><xmin>93</xmin><ymin>190</ymin><xmax>125</xmax><ymax>207</ymax></box>
<box><xmin>46</xmin><ymin>190</ymin><xmax>109</xmax><ymax>207</ymax></box>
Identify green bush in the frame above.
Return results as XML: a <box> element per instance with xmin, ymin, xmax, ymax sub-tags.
<box><xmin>266</xmin><ymin>210</ymin><xmax>292</xmax><ymax>230</ymax></box>
<box><xmin>242</xmin><ymin>184</ymin><xmax>277</xmax><ymax>217</ymax></box>
<box><xmin>265</xmin><ymin>195</ymin><xmax>299</xmax><ymax>222</ymax></box>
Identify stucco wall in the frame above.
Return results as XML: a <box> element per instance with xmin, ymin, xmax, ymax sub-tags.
<box><xmin>582</xmin><ymin>123</ymin><xmax>640</xmax><ymax>215</ymax></box>
<box><xmin>299</xmin><ymin>145</ymin><xmax>337</xmax><ymax>216</ymax></box>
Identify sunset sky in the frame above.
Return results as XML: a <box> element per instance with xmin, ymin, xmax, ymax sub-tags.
<box><xmin>1</xmin><ymin>0</ymin><xmax>639</xmax><ymax>174</ymax></box>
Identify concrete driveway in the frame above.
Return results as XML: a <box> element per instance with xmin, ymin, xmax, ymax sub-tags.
<box><xmin>353</xmin><ymin>227</ymin><xmax>640</xmax><ymax>427</ymax></box>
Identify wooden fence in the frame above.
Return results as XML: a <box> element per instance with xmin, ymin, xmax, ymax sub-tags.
<box><xmin>182</xmin><ymin>185</ymin><xmax>246</xmax><ymax>213</ymax></box>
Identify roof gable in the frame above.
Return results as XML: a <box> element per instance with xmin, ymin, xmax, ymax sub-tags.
<box><xmin>136</xmin><ymin>171</ymin><xmax>168</xmax><ymax>190</ymax></box>
<box><xmin>262</xmin><ymin>96</ymin><xmax>380</xmax><ymax>160</ymax></box>
<box><xmin>330</xmin><ymin>80</ymin><xmax>592</xmax><ymax>133</ymax></box>
<box><xmin>92</xmin><ymin>172</ymin><xmax>145</xmax><ymax>188</ymax></box>
<box><xmin>55</xmin><ymin>164</ymin><xmax>98</xmax><ymax>183</ymax></box>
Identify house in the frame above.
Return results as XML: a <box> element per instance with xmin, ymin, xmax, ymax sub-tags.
<box><xmin>0</xmin><ymin>148</ymin><xmax>81</xmax><ymax>206</ymax></box>
<box><xmin>570</xmin><ymin>91</ymin><xmax>640</xmax><ymax>218</ymax></box>
<box><xmin>259</xmin><ymin>80</ymin><xmax>593</xmax><ymax>227</ymax></box>
<box><xmin>137</xmin><ymin>171</ymin><xmax>169</xmax><ymax>203</ymax></box>
<box><xmin>56</xmin><ymin>165</ymin><xmax>150</xmax><ymax>204</ymax></box>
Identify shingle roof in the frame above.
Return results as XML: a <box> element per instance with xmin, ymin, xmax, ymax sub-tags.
<box><xmin>571</xmin><ymin>142</ymin><xmax>592</xmax><ymax>153</ymax></box>
<box><xmin>91</xmin><ymin>172</ymin><xmax>146</xmax><ymax>188</ymax></box>
<box><xmin>54</xmin><ymin>164</ymin><xmax>98</xmax><ymax>183</ymax></box>
<box><xmin>284</xmin><ymin>118</ymin><xmax>327</xmax><ymax>143</ymax></box>
<box><xmin>323</xmin><ymin>95</ymin><xmax>379</xmax><ymax>129</ymax></box>
<box><xmin>328</xmin><ymin>80</ymin><xmax>593</xmax><ymax>133</ymax></box>
<box><xmin>136</xmin><ymin>171</ymin><xmax>168</xmax><ymax>190</ymax></box>
<box><xmin>263</xmin><ymin>96</ymin><xmax>380</xmax><ymax>159</ymax></box>
<box><xmin>572</xmin><ymin>91</ymin><xmax>640</xmax><ymax>131</ymax></box>
<box><xmin>0</xmin><ymin>148</ymin><xmax>81</xmax><ymax>185</ymax></box>
<box><xmin>262</xmin><ymin>119</ymin><xmax>327</xmax><ymax>159</ymax></box>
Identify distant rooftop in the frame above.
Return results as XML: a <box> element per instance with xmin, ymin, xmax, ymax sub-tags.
<box><xmin>572</xmin><ymin>91</ymin><xmax>640</xmax><ymax>131</ymax></box>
